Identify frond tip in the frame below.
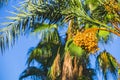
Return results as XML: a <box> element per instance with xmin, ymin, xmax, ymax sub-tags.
<box><xmin>19</xmin><ymin>66</ymin><xmax>46</xmax><ymax>80</ymax></box>
<box><xmin>97</xmin><ymin>50</ymin><xmax>118</xmax><ymax>74</ymax></box>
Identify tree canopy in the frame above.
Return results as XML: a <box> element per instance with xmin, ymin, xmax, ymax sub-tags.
<box><xmin>0</xmin><ymin>0</ymin><xmax>120</xmax><ymax>80</ymax></box>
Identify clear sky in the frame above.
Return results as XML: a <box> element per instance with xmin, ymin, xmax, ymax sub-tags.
<box><xmin>0</xmin><ymin>0</ymin><xmax>40</xmax><ymax>80</ymax></box>
<box><xmin>0</xmin><ymin>1</ymin><xmax>120</xmax><ymax>80</ymax></box>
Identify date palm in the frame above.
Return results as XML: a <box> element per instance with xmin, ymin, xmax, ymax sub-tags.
<box><xmin>0</xmin><ymin>0</ymin><xmax>120</xmax><ymax>80</ymax></box>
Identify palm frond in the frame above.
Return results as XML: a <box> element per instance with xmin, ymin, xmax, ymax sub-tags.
<box><xmin>27</xmin><ymin>44</ymin><xmax>53</xmax><ymax>66</ymax></box>
<box><xmin>26</xmin><ymin>24</ymin><xmax>62</xmax><ymax>67</ymax></box>
<box><xmin>0</xmin><ymin>0</ymin><xmax>65</xmax><ymax>52</ymax></box>
<box><xmin>78</xmin><ymin>68</ymin><xmax>95</xmax><ymax>80</ymax></box>
<box><xmin>33</xmin><ymin>23</ymin><xmax>57</xmax><ymax>32</ymax></box>
<box><xmin>33</xmin><ymin>23</ymin><xmax>61</xmax><ymax>44</ymax></box>
<box><xmin>97</xmin><ymin>50</ymin><xmax>118</xmax><ymax>79</ymax></box>
<box><xmin>84</xmin><ymin>0</ymin><xmax>100</xmax><ymax>12</ymax></box>
<box><xmin>65</xmin><ymin>39</ymin><xmax>85</xmax><ymax>57</ymax></box>
<box><xmin>0</xmin><ymin>0</ymin><xmax>116</xmax><ymax>53</ymax></box>
<box><xmin>19</xmin><ymin>66</ymin><xmax>46</xmax><ymax>80</ymax></box>
<box><xmin>0</xmin><ymin>6</ymin><xmax>32</xmax><ymax>53</ymax></box>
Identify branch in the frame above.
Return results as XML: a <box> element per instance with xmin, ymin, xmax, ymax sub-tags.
<box><xmin>112</xmin><ymin>22</ymin><xmax>120</xmax><ymax>33</ymax></box>
<box><xmin>88</xmin><ymin>27</ymin><xmax>120</xmax><ymax>36</ymax></box>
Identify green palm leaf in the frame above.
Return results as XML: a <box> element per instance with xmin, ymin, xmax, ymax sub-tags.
<box><xmin>32</xmin><ymin>23</ymin><xmax>60</xmax><ymax>44</ymax></box>
<box><xmin>65</xmin><ymin>39</ymin><xmax>85</xmax><ymax>57</ymax></box>
<box><xmin>85</xmin><ymin>0</ymin><xmax>100</xmax><ymax>12</ymax></box>
<box><xmin>27</xmin><ymin>23</ymin><xmax>61</xmax><ymax>66</ymax></box>
<box><xmin>0</xmin><ymin>0</ymin><xmax>116</xmax><ymax>53</ymax></box>
<box><xmin>19</xmin><ymin>66</ymin><xmax>46</xmax><ymax>80</ymax></box>
<box><xmin>33</xmin><ymin>23</ymin><xmax>57</xmax><ymax>32</ymax></box>
<box><xmin>97</xmin><ymin>50</ymin><xmax>118</xmax><ymax>74</ymax></box>
<box><xmin>27</xmin><ymin>44</ymin><xmax>52</xmax><ymax>66</ymax></box>
<box><xmin>98</xmin><ymin>30</ymin><xmax>110</xmax><ymax>41</ymax></box>
<box><xmin>0</xmin><ymin>0</ymin><xmax>64</xmax><ymax>52</ymax></box>
<box><xmin>118</xmin><ymin>68</ymin><xmax>120</xmax><ymax>75</ymax></box>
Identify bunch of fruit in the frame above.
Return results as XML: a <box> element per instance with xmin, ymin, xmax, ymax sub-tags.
<box><xmin>73</xmin><ymin>28</ymin><xmax>99</xmax><ymax>53</ymax></box>
<box><xmin>104</xmin><ymin>0</ymin><xmax>120</xmax><ymax>13</ymax></box>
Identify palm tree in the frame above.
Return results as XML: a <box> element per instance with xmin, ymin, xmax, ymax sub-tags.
<box><xmin>0</xmin><ymin>0</ymin><xmax>120</xmax><ymax>80</ymax></box>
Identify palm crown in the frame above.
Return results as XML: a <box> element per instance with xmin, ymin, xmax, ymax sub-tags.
<box><xmin>0</xmin><ymin>0</ymin><xmax>120</xmax><ymax>80</ymax></box>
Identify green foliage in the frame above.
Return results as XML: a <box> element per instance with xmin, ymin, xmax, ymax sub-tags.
<box><xmin>98</xmin><ymin>30</ymin><xmax>110</xmax><ymax>42</ymax></box>
<box><xmin>0</xmin><ymin>0</ymin><xmax>118</xmax><ymax>52</ymax></box>
<box><xmin>85</xmin><ymin>24</ymin><xmax>110</xmax><ymax>42</ymax></box>
<box><xmin>105</xmin><ymin>13</ymin><xmax>115</xmax><ymax>21</ymax></box>
<box><xmin>19</xmin><ymin>66</ymin><xmax>46</xmax><ymax>80</ymax></box>
<box><xmin>33</xmin><ymin>24</ymin><xmax>57</xmax><ymax>32</ymax></box>
<box><xmin>85</xmin><ymin>0</ymin><xmax>99</xmax><ymax>12</ymax></box>
<box><xmin>91</xmin><ymin>6</ymin><xmax>106</xmax><ymax>22</ymax></box>
<box><xmin>32</xmin><ymin>23</ymin><xmax>60</xmax><ymax>45</ymax></box>
<box><xmin>27</xmin><ymin>31</ymin><xmax>60</xmax><ymax>67</ymax></box>
<box><xmin>0</xmin><ymin>0</ymin><xmax>64</xmax><ymax>52</ymax></box>
<box><xmin>118</xmin><ymin>68</ymin><xmax>120</xmax><ymax>75</ymax></box>
<box><xmin>1</xmin><ymin>0</ymin><xmax>120</xmax><ymax>80</ymax></box>
<box><xmin>65</xmin><ymin>39</ymin><xmax>85</xmax><ymax>57</ymax></box>
<box><xmin>27</xmin><ymin>47</ymin><xmax>51</xmax><ymax>66</ymax></box>
<box><xmin>97</xmin><ymin>51</ymin><xmax>118</xmax><ymax>74</ymax></box>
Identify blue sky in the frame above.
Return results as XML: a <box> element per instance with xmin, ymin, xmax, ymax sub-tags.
<box><xmin>0</xmin><ymin>0</ymin><xmax>120</xmax><ymax>80</ymax></box>
<box><xmin>0</xmin><ymin>35</ymin><xmax>39</xmax><ymax>80</ymax></box>
<box><xmin>0</xmin><ymin>1</ymin><xmax>40</xmax><ymax>80</ymax></box>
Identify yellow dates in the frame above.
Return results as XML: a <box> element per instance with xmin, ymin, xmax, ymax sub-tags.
<box><xmin>73</xmin><ymin>28</ymin><xmax>99</xmax><ymax>53</ymax></box>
